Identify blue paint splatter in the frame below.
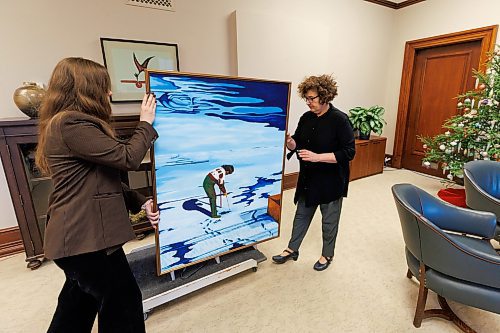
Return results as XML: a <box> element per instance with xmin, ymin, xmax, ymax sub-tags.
<box><xmin>233</xmin><ymin>176</ymin><xmax>280</xmax><ymax>206</ymax></box>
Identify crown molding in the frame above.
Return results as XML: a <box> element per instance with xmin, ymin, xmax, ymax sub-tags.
<box><xmin>364</xmin><ymin>0</ymin><xmax>426</xmax><ymax>10</ymax></box>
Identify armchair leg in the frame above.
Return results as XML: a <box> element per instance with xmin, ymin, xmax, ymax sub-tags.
<box><xmin>411</xmin><ymin>263</ymin><xmax>477</xmax><ymax>333</ymax></box>
<box><xmin>436</xmin><ymin>296</ymin><xmax>476</xmax><ymax>333</ymax></box>
<box><xmin>413</xmin><ymin>263</ymin><xmax>428</xmax><ymax>328</ymax></box>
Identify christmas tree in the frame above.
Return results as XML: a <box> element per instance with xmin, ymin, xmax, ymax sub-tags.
<box><xmin>420</xmin><ymin>49</ymin><xmax>500</xmax><ymax>182</ymax></box>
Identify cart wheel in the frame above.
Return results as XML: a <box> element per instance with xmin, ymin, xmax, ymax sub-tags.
<box><xmin>252</xmin><ymin>267</ymin><xmax>258</xmax><ymax>272</ymax></box>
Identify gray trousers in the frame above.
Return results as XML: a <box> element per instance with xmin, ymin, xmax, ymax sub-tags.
<box><xmin>288</xmin><ymin>196</ymin><xmax>343</xmax><ymax>258</ymax></box>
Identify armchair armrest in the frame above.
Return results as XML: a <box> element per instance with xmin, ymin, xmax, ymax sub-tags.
<box><xmin>419</xmin><ymin>189</ymin><xmax>497</xmax><ymax>239</ymax></box>
<box><xmin>465</xmin><ymin>174</ymin><xmax>500</xmax><ymax>218</ymax></box>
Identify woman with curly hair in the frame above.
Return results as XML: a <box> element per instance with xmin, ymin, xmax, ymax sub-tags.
<box><xmin>272</xmin><ymin>74</ymin><xmax>355</xmax><ymax>271</ymax></box>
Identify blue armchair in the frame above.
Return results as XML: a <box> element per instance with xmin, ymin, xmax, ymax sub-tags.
<box><xmin>464</xmin><ymin>160</ymin><xmax>500</xmax><ymax>241</ymax></box>
<box><xmin>392</xmin><ymin>183</ymin><xmax>500</xmax><ymax>332</ymax></box>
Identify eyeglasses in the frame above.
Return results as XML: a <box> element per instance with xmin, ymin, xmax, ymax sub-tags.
<box><xmin>304</xmin><ymin>95</ymin><xmax>319</xmax><ymax>103</ymax></box>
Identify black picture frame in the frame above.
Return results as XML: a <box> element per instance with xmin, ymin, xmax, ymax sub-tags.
<box><xmin>100</xmin><ymin>37</ymin><xmax>179</xmax><ymax>103</ymax></box>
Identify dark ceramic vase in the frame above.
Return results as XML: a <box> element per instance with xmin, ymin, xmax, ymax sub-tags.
<box><xmin>358</xmin><ymin>131</ymin><xmax>370</xmax><ymax>140</ymax></box>
<box><xmin>13</xmin><ymin>82</ymin><xmax>45</xmax><ymax>118</ymax></box>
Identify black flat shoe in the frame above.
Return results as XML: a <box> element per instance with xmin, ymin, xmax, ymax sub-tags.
<box><xmin>272</xmin><ymin>249</ymin><xmax>299</xmax><ymax>264</ymax></box>
<box><xmin>313</xmin><ymin>256</ymin><xmax>332</xmax><ymax>271</ymax></box>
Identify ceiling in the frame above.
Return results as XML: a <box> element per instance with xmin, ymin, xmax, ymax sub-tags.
<box><xmin>364</xmin><ymin>0</ymin><xmax>426</xmax><ymax>9</ymax></box>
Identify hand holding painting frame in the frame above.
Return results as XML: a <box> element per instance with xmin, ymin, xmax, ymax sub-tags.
<box><xmin>100</xmin><ymin>38</ymin><xmax>179</xmax><ymax>102</ymax></box>
<box><xmin>145</xmin><ymin>69</ymin><xmax>291</xmax><ymax>276</ymax></box>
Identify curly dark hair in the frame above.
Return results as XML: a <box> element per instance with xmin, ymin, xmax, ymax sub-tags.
<box><xmin>297</xmin><ymin>74</ymin><xmax>338</xmax><ymax>104</ymax></box>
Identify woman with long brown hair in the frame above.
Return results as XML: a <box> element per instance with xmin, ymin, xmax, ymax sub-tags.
<box><xmin>37</xmin><ymin>57</ymin><xmax>159</xmax><ymax>333</ymax></box>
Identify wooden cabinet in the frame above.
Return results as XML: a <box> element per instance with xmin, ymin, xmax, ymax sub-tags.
<box><xmin>350</xmin><ymin>136</ymin><xmax>387</xmax><ymax>181</ymax></box>
<box><xmin>0</xmin><ymin>115</ymin><xmax>152</xmax><ymax>269</ymax></box>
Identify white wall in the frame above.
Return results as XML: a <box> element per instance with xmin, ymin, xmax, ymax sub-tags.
<box><xmin>0</xmin><ymin>0</ymin><xmax>241</xmax><ymax>119</ymax></box>
<box><xmin>0</xmin><ymin>0</ymin><xmax>395</xmax><ymax>228</ymax></box>
<box><xmin>383</xmin><ymin>0</ymin><xmax>500</xmax><ymax>154</ymax></box>
<box><xmin>1</xmin><ymin>0</ymin><xmax>498</xmax><ymax>229</ymax></box>
<box><xmin>236</xmin><ymin>1</ymin><xmax>395</xmax><ymax>173</ymax></box>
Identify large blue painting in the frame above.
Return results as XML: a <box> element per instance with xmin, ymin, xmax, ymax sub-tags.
<box><xmin>147</xmin><ymin>70</ymin><xmax>290</xmax><ymax>275</ymax></box>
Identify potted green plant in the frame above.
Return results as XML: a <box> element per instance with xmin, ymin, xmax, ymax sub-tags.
<box><xmin>348</xmin><ymin>105</ymin><xmax>387</xmax><ymax>140</ymax></box>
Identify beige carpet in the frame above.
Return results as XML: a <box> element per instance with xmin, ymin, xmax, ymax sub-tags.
<box><xmin>0</xmin><ymin>169</ymin><xmax>498</xmax><ymax>332</ymax></box>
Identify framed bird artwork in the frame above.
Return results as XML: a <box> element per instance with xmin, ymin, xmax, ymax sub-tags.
<box><xmin>100</xmin><ymin>37</ymin><xmax>179</xmax><ymax>102</ymax></box>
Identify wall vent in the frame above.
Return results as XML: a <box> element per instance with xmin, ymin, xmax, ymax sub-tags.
<box><xmin>126</xmin><ymin>0</ymin><xmax>175</xmax><ymax>12</ymax></box>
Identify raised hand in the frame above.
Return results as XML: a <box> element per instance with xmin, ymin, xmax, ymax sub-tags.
<box><xmin>286</xmin><ymin>132</ymin><xmax>296</xmax><ymax>150</ymax></box>
<box><xmin>140</xmin><ymin>93</ymin><xmax>157</xmax><ymax>125</ymax></box>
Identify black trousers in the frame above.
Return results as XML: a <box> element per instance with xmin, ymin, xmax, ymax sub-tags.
<box><xmin>288</xmin><ymin>196</ymin><xmax>343</xmax><ymax>258</ymax></box>
<box><xmin>47</xmin><ymin>248</ymin><xmax>145</xmax><ymax>333</ymax></box>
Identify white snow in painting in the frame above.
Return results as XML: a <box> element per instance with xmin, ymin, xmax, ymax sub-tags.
<box><xmin>150</xmin><ymin>74</ymin><xmax>289</xmax><ymax>273</ymax></box>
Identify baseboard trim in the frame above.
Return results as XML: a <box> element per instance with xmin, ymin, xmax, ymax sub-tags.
<box><xmin>283</xmin><ymin>172</ymin><xmax>299</xmax><ymax>190</ymax></box>
<box><xmin>0</xmin><ymin>226</ymin><xmax>24</xmax><ymax>258</ymax></box>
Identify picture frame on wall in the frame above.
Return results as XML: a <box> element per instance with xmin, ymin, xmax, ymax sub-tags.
<box><xmin>100</xmin><ymin>37</ymin><xmax>179</xmax><ymax>102</ymax></box>
<box><xmin>146</xmin><ymin>69</ymin><xmax>291</xmax><ymax>275</ymax></box>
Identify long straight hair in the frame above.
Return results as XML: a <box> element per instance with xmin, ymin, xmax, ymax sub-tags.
<box><xmin>35</xmin><ymin>57</ymin><xmax>114</xmax><ymax>175</ymax></box>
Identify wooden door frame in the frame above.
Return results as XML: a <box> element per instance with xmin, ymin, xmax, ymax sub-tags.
<box><xmin>392</xmin><ymin>25</ymin><xmax>497</xmax><ymax>168</ymax></box>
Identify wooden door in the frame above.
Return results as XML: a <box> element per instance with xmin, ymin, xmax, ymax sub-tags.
<box><xmin>392</xmin><ymin>26</ymin><xmax>497</xmax><ymax>175</ymax></box>
<box><xmin>401</xmin><ymin>41</ymin><xmax>481</xmax><ymax>176</ymax></box>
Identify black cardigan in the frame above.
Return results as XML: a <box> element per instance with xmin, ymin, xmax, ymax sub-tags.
<box><xmin>291</xmin><ymin>104</ymin><xmax>355</xmax><ymax>206</ymax></box>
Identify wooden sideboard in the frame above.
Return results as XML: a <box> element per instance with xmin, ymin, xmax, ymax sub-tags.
<box><xmin>350</xmin><ymin>136</ymin><xmax>387</xmax><ymax>181</ymax></box>
<box><xmin>0</xmin><ymin>115</ymin><xmax>153</xmax><ymax>268</ymax></box>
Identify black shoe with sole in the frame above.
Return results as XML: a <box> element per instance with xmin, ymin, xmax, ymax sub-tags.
<box><xmin>313</xmin><ymin>256</ymin><xmax>332</xmax><ymax>271</ymax></box>
<box><xmin>272</xmin><ymin>249</ymin><xmax>299</xmax><ymax>264</ymax></box>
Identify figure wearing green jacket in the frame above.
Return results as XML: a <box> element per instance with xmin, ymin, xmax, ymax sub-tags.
<box><xmin>203</xmin><ymin>165</ymin><xmax>234</xmax><ymax>218</ymax></box>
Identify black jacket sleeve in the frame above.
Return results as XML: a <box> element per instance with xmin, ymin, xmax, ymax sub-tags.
<box><xmin>333</xmin><ymin>117</ymin><xmax>356</xmax><ymax>165</ymax></box>
<box><xmin>121</xmin><ymin>182</ymin><xmax>147</xmax><ymax>214</ymax></box>
<box><xmin>287</xmin><ymin>114</ymin><xmax>307</xmax><ymax>160</ymax></box>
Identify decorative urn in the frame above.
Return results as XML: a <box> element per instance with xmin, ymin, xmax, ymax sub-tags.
<box><xmin>13</xmin><ymin>82</ymin><xmax>46</xmax><ymax>118</ymax></box>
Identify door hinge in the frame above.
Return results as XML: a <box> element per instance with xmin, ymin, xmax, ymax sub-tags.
<box><xmin>30</xmin><ymin>240</ymin><xmax>35</xmax><ymax>251</ymax></box>
<box><xmin>6</xmin><ymin>144</ymin><xmax>10</xmax><ymax>157</ymax></box>
<box><xmin>19</xmin><ymin>194</ymin><xmax>24</xmax><ymax>206</ymax></box>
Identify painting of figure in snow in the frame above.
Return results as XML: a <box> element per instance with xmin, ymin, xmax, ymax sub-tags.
<box><xmin>148</xmin><ymin>70</ymin><xmax>290</xmax><ymax>274</ymax></box>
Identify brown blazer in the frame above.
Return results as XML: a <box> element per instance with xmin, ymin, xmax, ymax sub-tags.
<box><xmin>43</xmin><ymin>111</ymin><xmax>158</xmax><ymax>259</ymax></box>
